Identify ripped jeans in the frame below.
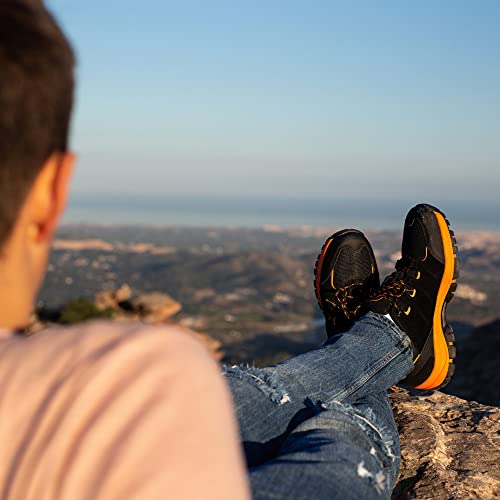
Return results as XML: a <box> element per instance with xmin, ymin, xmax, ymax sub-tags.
<box><xmin>223</xmin><ymin>312</ymin><xmax>414</xmax><ymax>500</ymax></box>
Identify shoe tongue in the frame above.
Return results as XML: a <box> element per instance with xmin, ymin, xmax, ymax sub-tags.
<box><xmin>402</xmin><ymin>217</ymin><xmax>427</xmax><ymax>260</ymax></box>
<box><xmin>368</xmin><ymin>296</ymin><xmax>391</xmax><ymax>315</ymax></box>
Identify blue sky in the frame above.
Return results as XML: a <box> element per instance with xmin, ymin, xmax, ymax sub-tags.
<box><xmin>47</xmin><ymin>0</ymin><xmax>500</xmax><ymax>205</ymax></box>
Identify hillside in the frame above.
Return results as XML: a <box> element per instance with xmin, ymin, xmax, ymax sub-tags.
<box><xmin>38</xmin><ymin>225</ymin><xmax>500</xmax><ymax>367</ymax></box>
<box><xmin>444</xmin><ymin>319</ymin><xmax>500</xmax><ymax>407</ymax></box>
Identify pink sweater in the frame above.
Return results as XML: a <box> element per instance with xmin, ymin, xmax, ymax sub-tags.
<box><xmin>0</xmin><ymin>322</ymin><xmax>250</xmax><ymax>500</ymax></box>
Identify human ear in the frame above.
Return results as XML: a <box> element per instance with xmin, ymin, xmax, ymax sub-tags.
<box><xmin>30</xmin><ymin>152</ymin><xmax>75</xmax><ymax>243</ymax></box>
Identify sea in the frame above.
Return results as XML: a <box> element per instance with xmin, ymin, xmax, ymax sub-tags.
<box><xmin>62</xmin><ymin>193</ymin><xmax>500</xmax><ymax>232</ymax></box>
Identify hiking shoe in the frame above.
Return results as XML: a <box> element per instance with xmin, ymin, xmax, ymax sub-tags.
<box><xmin>368</xmin><ymin>204</ymin><xmax>459</xmax><ymax>390</ymax></box>
<box><xmin>314</xmin><ymin>229</ymin><xmax>380</xmax><ymax>337</ymax></box>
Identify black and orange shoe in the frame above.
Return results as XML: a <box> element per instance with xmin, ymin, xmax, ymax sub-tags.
<box><xmin>368</xmin><ymin>204</ymin><xmax>459</xmax><ymax>390</ymax></box>
<box><xmin>314</xmin><ymin>229</ymin><xmax>380</xmax><ymax>337</ymax></box>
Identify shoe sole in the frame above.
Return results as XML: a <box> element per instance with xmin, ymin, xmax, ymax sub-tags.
<box><xmin>313</xmin><ymin>229</ymin><xmax>364</xmax><ymax>310</ymax></box>
<box><xmin>414</xmin><ymin>207</ymin><xmax>459</xmax><ymax>391</ymax></box>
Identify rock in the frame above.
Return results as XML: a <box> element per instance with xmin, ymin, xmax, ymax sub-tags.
<box><xmin>114</xmin><ymin>284</ymin><xmax>133</xmax><ymax>304</ymax></box>
<box><xmin>390</xmin><ymin>389</ymin><xmax>500</xmax><ymax>499</ymax></box>
<box><xmin>95</xmin><ymin>285</ymin><xmax>132</xmax><ymax>311</ymax></box>
<box><xmin>25</xmin><ymin>313</ymin><xmax>48</xmax><ymax>335</ymax></box>
<box><xmin>131</xmin><ymin>292</ymin><xmax>181</xmax><ymax>322</ymax></box>
<box><xmin>94</xmin><ymin>290</ymin><xmax>116</xmax><ymax>311</ymax></box>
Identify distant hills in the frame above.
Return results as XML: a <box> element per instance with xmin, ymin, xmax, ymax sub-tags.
<box><xmin>445</xmin><ymin>319</ymin><xmax>500</xmax><ymax>407</ymax></box>
<box><xmin>39</xmin><ymin>224</ymin><xmax>500</xmax><ymax>384</ymax></box>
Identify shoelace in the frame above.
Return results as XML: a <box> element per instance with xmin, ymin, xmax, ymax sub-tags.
<box><xmin>370</xmin><ymin>258</ymin><xmax>420</xmax><ymax>315</ymax></box>
<box><xmin>325</xmin><ymin>283</ymin><xmax>364</xmax><ymax>319</ymax></box>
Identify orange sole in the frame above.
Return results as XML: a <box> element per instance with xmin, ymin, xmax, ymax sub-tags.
<box><xmin>415</xmin><ymin>211</ymin><xmax>456</xmax><ymax>390</ymax></box>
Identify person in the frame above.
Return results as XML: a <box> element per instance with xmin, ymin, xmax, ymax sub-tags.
<box><xmin>0</xmin><ymin>1</ymin><xmax>459</xmax><ymax>499</ymax></box>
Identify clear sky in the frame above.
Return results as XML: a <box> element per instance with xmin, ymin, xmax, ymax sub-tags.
<box><xmin>46</xmin><ymin>0</ymin><xmax>500</xmax><ymax>205</ymax></box>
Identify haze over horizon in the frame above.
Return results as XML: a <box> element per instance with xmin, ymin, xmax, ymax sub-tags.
<box><xmin>48</xmin><ymin>1</ymin><xmax>500</xmax><ymax>211</ymax></box>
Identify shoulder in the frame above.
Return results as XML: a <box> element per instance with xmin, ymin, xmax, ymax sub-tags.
<box><xmin>0</xmin><ymin>322</ymin><xmax>242</xmax><ymax>500</ymax></box>
<box><xmin>0</xmin><ymin>320</ymin><xmax>216</xmax><ymax>390</ymax></box>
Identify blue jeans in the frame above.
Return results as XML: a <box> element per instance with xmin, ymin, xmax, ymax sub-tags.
<box><xmin>224</xmin><ymin>312</ymin><xmax>414</xmax><ymax>500</ymax></box>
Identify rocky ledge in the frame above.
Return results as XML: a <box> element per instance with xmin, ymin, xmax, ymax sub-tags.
<box><xmin>390</xmin><ymin>389</ymin><xmax>499</xmax><ymax>499</ymax></box>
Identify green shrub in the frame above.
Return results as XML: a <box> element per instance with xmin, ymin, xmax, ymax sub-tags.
<box><xmin>59</xmin><ymin>299</ymin><xmax>114</xmax><ymax>324</ymax></box>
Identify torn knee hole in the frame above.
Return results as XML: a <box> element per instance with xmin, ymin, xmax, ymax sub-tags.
<box><xmin>318</xmin><ymin>400</ymin><xmax>398</xmax><ymax>466</ymax></box>
<box><xmin>223</xmin><ymin>364</ymin><xmax>291</xmax><ymax>405</ymax></box>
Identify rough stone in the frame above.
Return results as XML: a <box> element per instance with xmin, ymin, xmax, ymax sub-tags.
<box><xmin>95</xmin><ymin>284</ymin><xmax>132</xmax><ymax>311</ymax></box>
<box><xmin>391</xmin><ymin>389</ymin><xmax>500</xmax><ymax>499</ymax></box>
<box><xmin>114</xmin><ymin>284</ymin><xmax>133</xmax><ymax>304</ymax></box>
<box><xmin>131</xmin><ymin>292</ymin><xmax>181</xmax><ymax>322</ymax></box>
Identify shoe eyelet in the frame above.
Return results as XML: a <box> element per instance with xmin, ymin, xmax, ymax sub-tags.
<box><xmin>404</xmin><ymin>306</ymin><xmax>411</xmax><ymax>316</ymax></box>
<box><xmin>410</xmin><ymin>289</ymin><xmax>417</xmax><ymax>298</ymax></box>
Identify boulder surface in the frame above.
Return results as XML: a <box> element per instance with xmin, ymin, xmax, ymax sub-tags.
<box><xmin>391</xmin><ymin>389</ymin><xmax>499</xmax><ymax>499</ymax></box>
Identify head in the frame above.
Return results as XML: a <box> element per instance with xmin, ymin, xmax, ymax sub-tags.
<box><xmin>0</xmin><ymin>0</ymin><xmax>75</xmax><ymax>329</ymax></box>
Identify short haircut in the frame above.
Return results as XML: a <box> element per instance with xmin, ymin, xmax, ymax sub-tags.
<box><xmin>0</xmin><ymin>0</ymin><xmax>75</xmax><ymax>247</ymax></box>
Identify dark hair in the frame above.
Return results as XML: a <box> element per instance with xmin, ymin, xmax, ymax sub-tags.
<box><xmin>0</xmin><ymin>0</ymin><xmax>75</xmax><ymax>246</ymax></box>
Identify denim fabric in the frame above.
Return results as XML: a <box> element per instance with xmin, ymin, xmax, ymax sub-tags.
<box><xmin>224</xmin><ymin>312</ymin><xmax>413</xmax><ymax>499</ymax></box>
